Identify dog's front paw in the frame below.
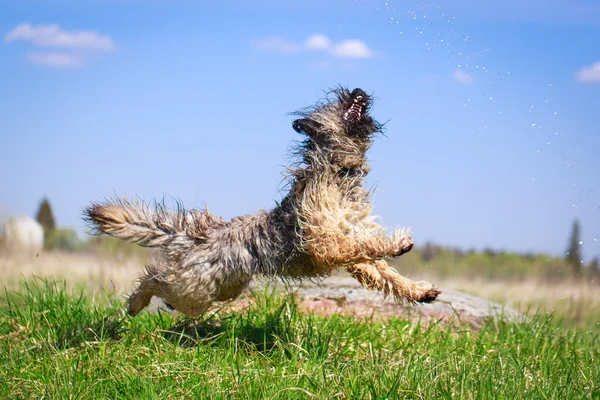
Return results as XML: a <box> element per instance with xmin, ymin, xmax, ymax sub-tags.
<box><xmin>413</xmin><ymin>281</ymin><xmax>441</xmax><ymax>303</ymax></box>
<box><xmin>388</xmin><ymin>228</ymin><xmax>413</xmax><ymax>258</ymax></box>
<box><xmin>389</xmin><ymin>237</ymin><xmax>413</xmax><ymax>257</ymax></box>
<box><xmin>397</xmin><ymin>242</ymin><xmax>413</xmax><ymax>256</ymax></box>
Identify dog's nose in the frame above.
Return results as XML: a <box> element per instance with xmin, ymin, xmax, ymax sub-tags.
<box><xmin>351</xmin><ymin>88</ymin><xmax>366</xmax><ymax>96</ymax></box>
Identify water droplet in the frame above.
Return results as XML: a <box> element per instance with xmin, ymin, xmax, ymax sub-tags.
<box><xmin>531</xmin><ymin>123</ymin><xmax>536</xmax><ymax>127</ymax></box>
<box><xmin>579</xmin><ymin>241</ymin><xmax>584</xmax><ymax>245</ymax></box>
<box><xmin>489</xmin><ymin>97</ymin><xmax>493</xmax><ymax>100</ymax></box>
<box><xmin>594</xmin><ymin>238</ymin><xmax>597</xmax><ymax>242</ymax></box>
<box><xmin>555</xmin><ymin>132</ymin><xmax>559</xmax><ymax>135</ymax></box>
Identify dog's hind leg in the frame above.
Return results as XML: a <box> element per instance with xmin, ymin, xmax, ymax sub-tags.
<box><xmin>346</xmin><ymin>260</ymin><xmax>440</xmax><ymax>303</ymax></box>
<box><xmin>127</xmin><ymin>266</ymin><xmax>165</xmax><ymax>316</ymax></box>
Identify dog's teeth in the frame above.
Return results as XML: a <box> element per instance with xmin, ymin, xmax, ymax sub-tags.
<box><xmin>345</xmin><ymin>102</ymin><xmax>363</xmax><ymax>121</ymax></box>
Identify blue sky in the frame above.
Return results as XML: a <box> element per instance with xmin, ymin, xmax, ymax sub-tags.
<box><xmin>1</xmin><ymin>0</ymin><xmax>599</xmax><ymax>262</ymax></box>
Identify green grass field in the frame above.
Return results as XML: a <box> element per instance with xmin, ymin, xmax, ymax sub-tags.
<box><xmin>1</xmin><ymin>279</ymin><xmax>598</xmax><ymax>399</ymax></box>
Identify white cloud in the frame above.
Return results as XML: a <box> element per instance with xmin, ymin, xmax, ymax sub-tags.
<box><xmin>452</xmin><ymin>69</ymin><xmax>475</xmax><ymax>84</ymax></box>
<box><xmin>251</xmin><ymin>37</ymin><xmax>300</xmax><ymax>53</ymax></box>
<box><xmin>5</xmin><ymin>23</ymin><xmax>115</xmax><ymax>68</ymax></box>
<box><xmin>575</xmin><ymin>61</ymin><xmax>600</xmax><ymax>83</ymax></box>
<box><xmin>332</xmin><ymin>39</ymin><xmax>373</xmax><ymax>59</ymax></box>
<box><xmin>253</xmin><ymin>33</ymin><xmax>374</xmax><ymax>59</ymax></box>
<box><xmin>26</xmin><ymin>52</ymin><xmax>83</xmax><ymax>68</ymax></box>
<box><xmin>6</xmin><ymin>23</ymin><xmax>115</xmax><ymax>51</ymax></box>
<box><xmin>304</xmin><ymin>34</ymin><xmax>332</xmax><ymax>51</ymax></box>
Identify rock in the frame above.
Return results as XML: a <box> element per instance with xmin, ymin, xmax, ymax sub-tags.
<box><xmin>289</xmin><ymin>276</ymin><xmax>526</xmax><ymax>329</ymax></box>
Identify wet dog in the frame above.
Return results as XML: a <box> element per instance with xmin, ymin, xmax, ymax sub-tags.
<box><xmin>85</xmin><ymin>87</ymin><xmax>440</xmax><ymax>316</ymax></box>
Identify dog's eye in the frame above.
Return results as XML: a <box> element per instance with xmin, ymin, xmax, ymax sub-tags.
<box><xmin>338</xmin><ymin>168</ymin><xmax>361</xmax><ymax>178</ymax></box>
<box><xmin>293</xmin><ymin>118</ymin><xmax>323</xmax><ymax>137</ymax></box>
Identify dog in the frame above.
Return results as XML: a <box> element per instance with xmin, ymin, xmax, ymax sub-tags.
<box><xmin>84</xmin><ymin>87</ymin><xmax>440</xmax><ymax>316</ymax></box>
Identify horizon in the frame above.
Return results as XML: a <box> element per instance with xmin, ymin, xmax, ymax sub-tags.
<box><xmin>1</xmin><ymin>0</ymin><xmax>599</xmax><ymax>262</ymax></box>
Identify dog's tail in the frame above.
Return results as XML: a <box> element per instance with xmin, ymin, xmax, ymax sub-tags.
<box><xmin>84</xmin><ymin>198</ymin><xmax>222</xmax><ymax>248</ymax></box>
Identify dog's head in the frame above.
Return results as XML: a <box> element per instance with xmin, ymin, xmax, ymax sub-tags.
<box><xmin>292</xmin><ymin>87</ymin><xmax>382</xmax><ymax>142</ymax></box>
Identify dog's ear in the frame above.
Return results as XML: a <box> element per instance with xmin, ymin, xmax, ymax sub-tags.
<box><xmin>293</xmin><ymin>118</ymin><xmax>322</xmax><ymax>137</ymax></box>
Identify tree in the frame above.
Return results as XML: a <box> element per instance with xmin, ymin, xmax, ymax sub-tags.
<box><xmin>589</xmin><ymin>257</ymin><xmax>600</xmax><ymax>281</ymax></box>
<box><xmin>565</xmin><ymin>219</ymin><xmax>583</xmax><ymax>278</ymax></box>
<box><xmin>35</xmin><ymin>197</ymin><xmax>56</xmax><ymax>247</ymax></box>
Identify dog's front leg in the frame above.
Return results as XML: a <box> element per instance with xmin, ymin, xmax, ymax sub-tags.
<box><xmin>358</xmin><ymin>228</ymin><xmax>415</xmax><ymax>259</ymax></box>
<box><xmin>346</xmin><ymin>260</ymin><xmax>440</xmax><ymax>303</ymax></box>
<box><xmin>303</xmin><ymin>228</ymin><xmax>415</xmax><ymax>267</ymax></box>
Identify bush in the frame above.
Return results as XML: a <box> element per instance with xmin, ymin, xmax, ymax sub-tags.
<box><xmin>45</xmin><ymin>228</ymin><xmax>82</xmax><ymax>252</ymax></box>
<box><xmin>85</xmin><ymin>235</ymin><xmax>149</xmax><ymax>260</ymax></box>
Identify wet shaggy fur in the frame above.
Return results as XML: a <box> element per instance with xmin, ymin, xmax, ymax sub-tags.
<box><xmin>84</xmin><ymin>87</ymin><xmax>440</xmax><ymax>317</ymax></box>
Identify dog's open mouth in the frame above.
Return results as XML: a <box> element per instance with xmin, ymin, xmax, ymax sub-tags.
<box><xmin>343</xmin><ymin>95</ymin><xmax>366</xmax><ymax>122</ymax></box>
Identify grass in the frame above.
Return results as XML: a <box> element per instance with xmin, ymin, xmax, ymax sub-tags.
<box><xmin>1</xmin><ymin>278</ymin><xmax>598</xmax><ymax>399</ymax></box>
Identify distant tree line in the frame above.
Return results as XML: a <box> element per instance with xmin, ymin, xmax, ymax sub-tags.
<box><xmin>394</xmin><ymin>218</ymin><xmax>599</xmax><ymax>283</ymax></box>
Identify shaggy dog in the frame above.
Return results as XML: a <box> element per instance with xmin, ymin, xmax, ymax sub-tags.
<box><xmin>85</xmin><ymin>88</ymin><xmax>440</xmax><ymax>316</ymax></box>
